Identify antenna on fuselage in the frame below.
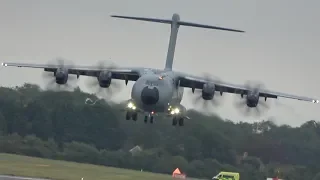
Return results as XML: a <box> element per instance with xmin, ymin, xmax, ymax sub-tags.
<box><xmin>110</xmin><ymin>13</ymin><xmax>245</xmax><ymax>71</ymax></box>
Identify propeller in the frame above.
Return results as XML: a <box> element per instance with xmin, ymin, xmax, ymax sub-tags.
<box><xmin>234</xmin><ymin>81</ymin><xmax>270</xmax><ymax>117</ymax></box>
<box><xmin>41</xmin><ymin>57</ymin><xmax>78</xmax><ymax>91</ymax></box>
<box><xmin>85</xmin><ymin>60</ymin><xmax>122</xmax><ymax>99</ymax></box>
<box><xmin>188</xmin><ymin>73</ymin><xmax>225</xmax><ymax>111</ymax></box>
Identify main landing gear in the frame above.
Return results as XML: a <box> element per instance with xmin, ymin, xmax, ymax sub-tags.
<box><xmin>125</xmin><ymin>102</ymin><xmax>138</xmax><ymax>121</ymax></box>
<box><xmin>172</xmin><ymin>116</ymin><xmax>184</xmax><ymax>126</ymax></box>
<box><xmin>125</xmin><ymin>111</ymin><xmax>138</xmax><ymax>121</ymax></box>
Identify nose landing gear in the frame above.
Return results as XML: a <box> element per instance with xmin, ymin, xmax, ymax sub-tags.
<box><xmin>144</xmin><ymin>113</ymin><xmax>154</xmax><ymax>124</ymax></box>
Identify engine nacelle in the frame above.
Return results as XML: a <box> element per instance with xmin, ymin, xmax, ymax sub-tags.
<box><xmin>98</xmin><ymin>71</ymin><xmax>112</xmax><ymax>88</ymax></box>
<box><xmin>55</xmin><ymin>68</ymin><xmax>69</xmax><ymax>84</ymax></box>
<box><xmin>246</xmin><ymin>91</ymin><xmax>259</xmax><ymax>107</ymax></box>
<box><xmin>202</xmin><ymin>83</ymin><xmax>215</xmax><ymax>100</ymax></box>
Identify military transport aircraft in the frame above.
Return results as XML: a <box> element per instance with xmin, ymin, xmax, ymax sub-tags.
<box><xmin>1</xmin><ymin>13</ymin><xmax>319</xmax><ymax>126</ymax></box>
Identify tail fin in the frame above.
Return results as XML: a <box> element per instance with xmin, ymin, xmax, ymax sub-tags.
<box><xmin>111</xmin><ymin>13</ymin><xmax>244</xmax><ymax>70</ymax></box>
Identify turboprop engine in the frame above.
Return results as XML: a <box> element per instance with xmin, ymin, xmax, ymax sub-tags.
<box><xmin>202</xmin><ymin>83</ymin><xmax>215</xmax><ymax>100</ymax></box>
<box><xmin>246</xmin><ymin>90</ymin><xmax>259</xmax><ymax>107</ymax></box>
<box><xmin>55</xmin><ymin>68</ymin><xmax>69</xmax><ymax>84</ymax></box>
<box><xmin>98</xmin><ymin>71</ymin><xmax>112</xmax><ymax>88</ymax></box>
<box><xmin>235</xmin><ymin>81</ymin><xmax>270</xmax><ymax>116</ymax></box>
<box><xmin>85</xmin><ymin>61</ymin><xmax>122</xmax><ymax>98</ymax></box>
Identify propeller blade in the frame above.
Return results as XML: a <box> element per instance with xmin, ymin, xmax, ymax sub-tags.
<box><xmin>259</xmin><ymin>100</ymin><xmax>269</xmax><ymax>109</ymax></box>
<box><xmin>188</xmin><ymin>73</ymin><xmax>225</xmax><ymax>112</ymax></box>
<box><xmin>255</xmin><ymin>106</ymin><xmax>261</xmax><ymax>116</ymax></box>
<box><xmin>41</xmin><ymin>57</ymin><xmax>78</xmax><ymax>91</ymax></box>
<box><xmin>234</xmin><ymin>80</ymin><xmax>271</xmax><ymax>117</ymax></box>
<box><xmin>85</xmin><ymin>60</ymin><xmax>123</xmax><ymax>99</ymax></box>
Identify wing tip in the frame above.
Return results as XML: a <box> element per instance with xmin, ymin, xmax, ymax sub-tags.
<box><xmin>110</xmin><ymin>15</ymin><xmax>125</xmax><ymax>18</ymax></box>
<box><xmin>313</xmin><ymin>99</ymin><xmax>319</xmax><ymax>103</ymax></box>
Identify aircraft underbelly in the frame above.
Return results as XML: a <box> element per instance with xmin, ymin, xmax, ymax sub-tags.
<box><xmin>170</xmin><ymin>87</ymin><xmax>183</xmax><ymax>105</ymax></box>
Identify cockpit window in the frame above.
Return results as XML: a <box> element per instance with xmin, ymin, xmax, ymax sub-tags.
<box><xmin>145</xmin><ymin>80</ymin><xmax>159</xmax><ymax>86</ymax></box>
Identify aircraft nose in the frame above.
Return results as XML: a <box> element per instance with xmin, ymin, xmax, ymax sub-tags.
<box><xmin>141</xmin><ymin>86</ymin><xmax>159</xmax><ymax>105</ymax></box>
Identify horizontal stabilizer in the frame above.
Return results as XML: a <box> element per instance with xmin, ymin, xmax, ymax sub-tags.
<box><xmin>110</xmin><ymin>14</ymin><xmax>245</xmax><ymax>33</ymax></box>
<box><xmin>178</xmin><ymin>21</ymin><xmax>244</xmax><ymax>33</ymax></box>
<box><xmin>110</xmin><ymin>15</ymin><xmax>172</xmax><ymax>24</ymax></box>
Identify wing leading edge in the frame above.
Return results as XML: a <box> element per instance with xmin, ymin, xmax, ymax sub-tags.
<box><xmin>178</xmin><ymin>75</ymin><xmax>319</xmax><ymax>104</ymax></box>
<box><xmin>1</xmin><ymin>62</ymin><xmax>141</xmax><ymax>81</ymax></box>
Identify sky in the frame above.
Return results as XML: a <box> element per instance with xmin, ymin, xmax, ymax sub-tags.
<box><xmin>0</xmin><ymin>0</ymin><xmax>319</xmax><ymax>127</ymax></box>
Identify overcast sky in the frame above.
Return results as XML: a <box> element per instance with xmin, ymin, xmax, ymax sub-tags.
<box><xmin>0</xmin><ymin>0</ymin><xmax>319</xmax><ymax>126</ymax></box>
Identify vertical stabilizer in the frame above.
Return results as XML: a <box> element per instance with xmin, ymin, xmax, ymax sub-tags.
<box><xmin>164</xmin><ymin>13</ymin><xmax>180</xmax><ymax>70</ymax></box>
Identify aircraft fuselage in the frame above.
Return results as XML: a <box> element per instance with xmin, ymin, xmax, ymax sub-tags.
<box><xmin>130</xmin><ymin>68</ymin><xmax>184</xmax><ymax>115</ymax></box>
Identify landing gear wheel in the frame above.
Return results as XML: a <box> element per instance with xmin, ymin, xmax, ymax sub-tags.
<box><xmin>132</xmin><ymin>113</ymin><xmax>138</xmax><ymax>121</ymax></box>
<box><xmin>144</xmin><ymin>116</ymin><xmax>148</xmax><ymax>123</ymax></box>
<box><xmin>178</xmin><ymin>118</ymin><xmax>184</xmax><ymax>126</ymax></box>
<box><xmin>125</xmin><ymin>112</ymin><xmax>131</xmax><ymax>120</ymax></box>
<box><xmin>172</xmin><ymin>117</ymin><xmax>178</xmax><ymax>126</ymax></box>
<box><xmin>150</xmin><ymin>116</ymin><xmax>154</xmax><ymax>124</ymax></box>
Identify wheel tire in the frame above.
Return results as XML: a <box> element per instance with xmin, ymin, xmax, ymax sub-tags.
<box><xmin>172</xmin><ymin>117</ymin><xmax>178</xmax><ymax>126</ymax></box>
<box><xmin>125</xmin><ymin>112</ymin><xmax>131</xmax><ymax>120</ymax></box>
<box><xmin>150</xmin><ymin>116</ymin><xmax>154</xmax><ymax>124</ymax></box>
<box><xmin>132</xmin><ymin>113</ymin><xmax>138</xmax><ymax>121</ymax></box>
<box><xmin>178</xmin><ymin>118</ymin><xmax>184</xmax><ymax>126</ymax></box>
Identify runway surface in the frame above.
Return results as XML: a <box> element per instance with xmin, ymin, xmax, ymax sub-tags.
<box><xmin>0</xmin><ymin>175</ymin><xmax>50</xmax><ymax>180</ymax></box>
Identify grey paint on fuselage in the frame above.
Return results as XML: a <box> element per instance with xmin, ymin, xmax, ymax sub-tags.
<box><xmin>131</xmin><ymin>69</ymin><xmax>184</xmax><ymax>113</ymax></box>
<box><xmin>129</xmin><ymin>13</ymin><xmax>185</xmax><ymax>115</ymax></box>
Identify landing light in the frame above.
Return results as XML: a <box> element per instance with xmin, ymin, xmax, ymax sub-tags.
<box><xmin>170</xmin><ymin>108</ymin><xmax>180</xmax><ymax>115</ymax></box>
<box><xmin>127</xmin><ymin>102</ymin><xmax>136</xmax><ymax>109</ymax></box>
<box><xmin>128</xmin><ymin>102</ymin><xmax>134</xmax><ymax>108</ymax></box>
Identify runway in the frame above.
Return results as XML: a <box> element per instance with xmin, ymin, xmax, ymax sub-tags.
<box><xmin>0</xmin><ymin>175</ymin><xmax>50</xmax><ymax>180</ymax></box>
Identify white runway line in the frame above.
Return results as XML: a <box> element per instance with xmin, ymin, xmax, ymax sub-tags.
<box><xmin>0</xmin><ymin>175</ymin><xmax>50</xmax><ymax>180</ymax></box>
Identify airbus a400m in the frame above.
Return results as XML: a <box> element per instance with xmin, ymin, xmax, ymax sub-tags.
<box><xmin>2</xmin><ymin>13</ymin><xmax>319</xmax><ymax>126</ymax></box>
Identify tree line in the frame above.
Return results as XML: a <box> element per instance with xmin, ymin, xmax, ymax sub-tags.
<box><xmin>0</xmin><ymin>83</ymin><xmax>320</xmax><ymax>180</ymax></box>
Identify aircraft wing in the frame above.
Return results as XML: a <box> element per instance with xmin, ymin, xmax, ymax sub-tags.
<box><xmin>1</xmin><ymin>62</ymin><xmax>141</xmax><ymax>81</ymax></box>
<box><xmin>177</xmin><ymin>74</ymin><xmax>319</xmax><ymax>104</ymax></box>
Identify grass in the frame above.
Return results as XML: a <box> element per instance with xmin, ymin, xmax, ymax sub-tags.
<box><xmin>0</xmin><ymin>153</ymin><xmax>175</xmax><ymax>180</ymax></box>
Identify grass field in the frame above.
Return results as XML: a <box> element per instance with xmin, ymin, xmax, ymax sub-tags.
<box><xmin>0</xmin><ymin>153</ymin><xmax>176</xmax><ymax>180</ymax></box>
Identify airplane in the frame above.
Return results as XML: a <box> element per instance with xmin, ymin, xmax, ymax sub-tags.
<box><xmin>1</xmin><ymin>13</ymin><xmax>319</xmax><ymax>126</ymax></box>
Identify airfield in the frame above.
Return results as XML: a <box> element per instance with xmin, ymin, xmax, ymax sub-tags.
<box><xmin>0</xmin><ymin>153</ymin><xmax>199</xmax><ymax>180</ymax></box>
